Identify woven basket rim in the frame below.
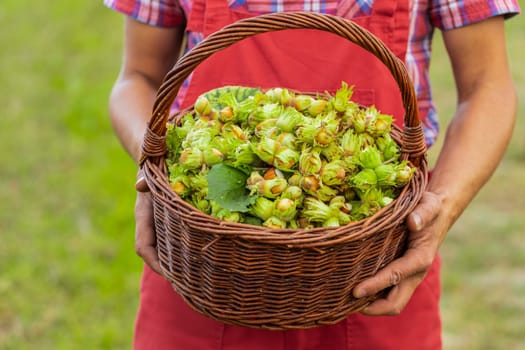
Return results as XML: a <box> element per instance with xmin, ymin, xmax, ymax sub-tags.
<box><xmin>145</xmin><ymin>163</ymin><xmax>426</xmax><ymax>246</ymax></box>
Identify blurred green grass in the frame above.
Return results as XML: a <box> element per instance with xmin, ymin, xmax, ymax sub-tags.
<box><xmin>0</xmin><ymin>1</ymin><xmax>523</xmax><ymax>349</ymax></box>
<box><xmin>0</xmin><ymin>2</ymin><xmax>140</xmax><ymax>349</ymax></box>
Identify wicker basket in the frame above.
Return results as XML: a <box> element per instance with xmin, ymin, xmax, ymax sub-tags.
<box><xmin>140</xmin><ymin>12</ymin><xmax>428</xmax><ymax>330</ymax></box>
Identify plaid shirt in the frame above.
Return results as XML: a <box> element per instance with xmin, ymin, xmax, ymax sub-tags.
<box><xmin>104</xmin><ymin>0</ymin><xmax>520</xmax><ymax>146</ymax></box>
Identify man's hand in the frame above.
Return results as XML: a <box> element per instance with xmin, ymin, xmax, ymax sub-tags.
<box><xmin>352</xmin><ymin>191</ymin><xmax>444</xmax><ymax>315</ymax></box>
<box><xmin>134</xmin><ymin>170</ymin><xmax>163</xmax><ymax>276</ymax></box>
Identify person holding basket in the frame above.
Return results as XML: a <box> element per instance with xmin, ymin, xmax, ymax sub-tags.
<box><xmin>104</xmin><ymin>0</ymin><xmax>520</xmax><ymax>348</ymax></box>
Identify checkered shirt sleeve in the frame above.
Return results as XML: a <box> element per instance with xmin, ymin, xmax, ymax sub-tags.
<box><xmin>103</xmin><ymin>0</ymin><xmax>185</xmax><ymax>27</ymax></box>
<box><xmin>430</xmin><ymin>0</ymin><xmax>520</xmax><ymax>30</ymax></box>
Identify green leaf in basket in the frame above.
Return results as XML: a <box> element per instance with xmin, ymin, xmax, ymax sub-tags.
<box><xmin>206</xmin><ymin>163</ymin><xmax>257</xmax><ymax>213</ymax></box>
<box><xmin>203</xmin><ymin>86</ymin><xmax>261</xmax><ymax>110</ymax></box>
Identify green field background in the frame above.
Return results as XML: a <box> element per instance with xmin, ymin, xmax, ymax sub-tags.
<box><xmin>1</xmin><ymin>2</ymin><xmax>523</xmax><ymax>349</ymax></box>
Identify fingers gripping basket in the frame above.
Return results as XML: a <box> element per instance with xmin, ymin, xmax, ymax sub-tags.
<box><xmin>140</xmin><ymin>12</ymin><xmax>428</xmax><ymax>330</ymax></box>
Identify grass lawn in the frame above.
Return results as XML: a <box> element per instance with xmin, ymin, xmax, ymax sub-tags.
<box><xmin>0</xmin><ymin>1</ymin><xmax>523</xmax><ymax>349</ymax></box>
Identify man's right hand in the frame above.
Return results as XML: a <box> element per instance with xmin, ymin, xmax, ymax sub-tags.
<box><xmin>134</xmin><ymin>172</ymin><xmax>163</xmax><ymax>275</ymax></box>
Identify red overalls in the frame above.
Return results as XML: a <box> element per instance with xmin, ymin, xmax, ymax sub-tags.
<box><xmin>135</xmin><ymin>0</ymin><xmax>442</xmax><ymax>348</ymax></box>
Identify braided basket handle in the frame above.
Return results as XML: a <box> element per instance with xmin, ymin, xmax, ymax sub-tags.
<box><xmin>141</xmin><ymin>11</ymin><xmax>426</xmax><ymax>165</ymax></box>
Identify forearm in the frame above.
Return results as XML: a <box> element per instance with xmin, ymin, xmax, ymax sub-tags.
<box><xmin>429</xmin><ymin>78</ymin><xmax>516</xmax><ymax>234</ymax></box>
<box><xmin>109</xmin><ymin>74</ymin><xmax>160</xmax><ymax>163</ymax></box>
<box><xmin>109</xmin><ymin>19</ymin><xmax>185</xmax><ymax>164</ymax></box>
<box><xmin>426</xmin><ymin>16</ymin><xmax>517</xmax><ymax>240</ymax></box>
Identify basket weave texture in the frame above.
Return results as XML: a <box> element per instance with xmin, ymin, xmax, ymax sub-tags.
<box><xmin>140</xmin><ymin>12</ymin><xmax>428</xmax><ymax>330</ymax></box>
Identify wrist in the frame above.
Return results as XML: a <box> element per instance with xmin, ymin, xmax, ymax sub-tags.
<box><xmin>426</xmin><ymin>184</ymin><xmax>463</xmax><ymax>231</ymax></box>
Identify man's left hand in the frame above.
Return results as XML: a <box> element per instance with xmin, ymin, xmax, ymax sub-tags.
<box><xmin>352</xmin><ymin>191</ymin><xmax>444</xmax><ymax>316</ymax></box>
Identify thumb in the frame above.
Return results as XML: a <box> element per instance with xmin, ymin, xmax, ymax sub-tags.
<box><xmin>406</xmin><ymin>192</ymin><xmax>441</xmax><ymax>232</ymax></box>
<box><xmin>135</xmin><ymin>168</ymin><xmax>150</xmax><ymax>193</ymax></box>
